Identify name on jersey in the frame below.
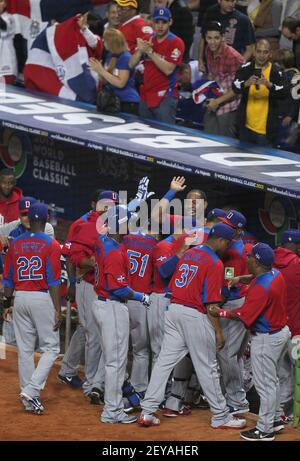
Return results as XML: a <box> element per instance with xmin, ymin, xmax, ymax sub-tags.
<box><xmin>181</xmin><ymin>252</ymin><xmax>209</xmax><ymax>264</ymax></box>
<box><xmin>15</xmin><ymin>241</ymin><xmax>46</xmax><ymax>254</ymax></box>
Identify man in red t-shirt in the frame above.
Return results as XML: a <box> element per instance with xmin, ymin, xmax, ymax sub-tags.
<box><xmin>274</xmin><ymin>229</ymin><xmax>300</xmax><ymax>423</ymax></box>
<box><xmin>115</xmin><ymin>0</ymin><xmax>153</xmax><ymax>54</ymax></box>
<box><xmin>130</xmin><ymin>7</ymin><xmax>184</xmax><ymax>124</ymax></box>
<box><xmin>0</xmin><ymin>168</ymin><xmax>23</xmax><ymax>225</ymax></box>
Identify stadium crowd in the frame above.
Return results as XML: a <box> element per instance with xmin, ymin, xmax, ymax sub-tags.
<box><xmin>0</xmin><ymin>0</ymin><xmax>299</xmax><ymax>151</ymax></box>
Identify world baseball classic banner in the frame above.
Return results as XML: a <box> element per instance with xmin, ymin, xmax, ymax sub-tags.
<box><xmin>0</xmin><ymin>86</ymin><xmax>299</xmax><ymax>245</ymax></box>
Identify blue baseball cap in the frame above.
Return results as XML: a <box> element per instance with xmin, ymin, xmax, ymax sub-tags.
<box><xmin>19</xmin><ymin>196</ymin><xmax>37</xmax><ymax>212</ymax></box>
<box><xmin>282</xmin><ymin>229</ymin><xmax>300</xmax><ymax>244</ymax></box>
<box><xmin>207</xmin><ymin>208</ymin><xmax>227</xmax><ymax>221</ymax></box>
<box><xmin>28</xmin><ymin>202</ymin><xmax>48</xmax><ymax>222</ymax></box>
<box><xmin>251</xmin><ymin>243</ymin><xmax>274</xmax><ymax>266</ymax></box>
<box><xmin>209</xmin><ymin>223</ymin><xmax>235</xmax><ymax>241</ymax></box>
<box><xmin>153</xmin><ymin>7</ymin><xmax>172</xmax><ymax>21</ymax></box>
<box><xmin>98</xmin><ymin>190</ymin><xmax>119</xmax><ymax>203</ymax></box>
<box><xmin>220</xmin><ymin>210</ymin><xmax>246</xmax><ymax>229</ymax></box>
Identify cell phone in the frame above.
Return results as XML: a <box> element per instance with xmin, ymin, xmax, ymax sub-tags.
<box><xmin>253</xmin><ymin>68</ymin><xmax>262</xmax><ymax>78</ymax></box>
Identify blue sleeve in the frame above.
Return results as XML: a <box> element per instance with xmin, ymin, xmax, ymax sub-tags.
<box><xmin>112</xmin><ymin>286</ymin><xmax>144</xmax><ymax>301</ymax></box>
<box><xmin>158</xmin><ymin>254</ymin><xmax>179</xmax><ymax>279</ymax></box>
<box><xmin>45</xmin><ymin>256</ymin><xmax>60</xmax><ymax>287</ymax></box>
<box><xmin>3</xmin><ymin>260</ymin><xmax>14</xmax><ymax>288</ymax></box>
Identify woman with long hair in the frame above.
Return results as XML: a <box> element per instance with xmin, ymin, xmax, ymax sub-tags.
<box><xmin>89</xmin><ymin>28</ymin><xmax>140</xmax><ymax>114</ymax></box>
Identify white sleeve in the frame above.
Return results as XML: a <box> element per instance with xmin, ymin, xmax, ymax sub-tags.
<box><xmin>0</xmin><ymin>219</ymin><xmax>20</xmax><ymax>236</ymax></box>
<box><xmin>45</xmin><ymin>222</ymin><xmax>55</xmax><ymax>239</ymax></box>
<box><xmin>81</xmin><ymin>27</ymin><xmax>98</xmax><ymax>49</ymax></box>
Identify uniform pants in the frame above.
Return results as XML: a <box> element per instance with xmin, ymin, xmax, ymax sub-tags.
<box><xmin>76</xmin><ymin>280</ymin><xmax>104</xmax><ymax>394</ymax></box>
<box><xmin>92</xmin><ymin>299</ymin><xmax>129</xmax><ymax>422</ymax></box>
<box><xmin>217</xmin><ymin>297</ymin><xmax>250</xmax><ymax>409</ymax></box>
<box><xmin>147</xmin><ymin>293</ymin><xmax>169</xmax><ymax>369</ymax></box>
<box><xmin>60</xmin><ymin>323</ymin><xmax>85</xmax><ymax>377</ymax></box>
<box><xmin>251</xmin><ymin>326</ymin><xmax>291</xmax><ymax>433</ymax></box>
<box><xmin>13</xmin><ymin>291</ymin><xmax>60</xmax><ymax>399</ymax></box>
<box><xmin>127</xmin><ymin>300</ymin><xmax>150</xmax><ymax>393</ymax></box>
<box><xmin>278</xmin><ymin>338</ymin><xmax>295</xmax><ymax>417</ymax></box>
<box><xmin>142</xmin><ymin>304</ymin><xmax>231</xmax><ymax>426</ymax></box>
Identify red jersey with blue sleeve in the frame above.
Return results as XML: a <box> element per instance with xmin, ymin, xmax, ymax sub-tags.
<box><xmin>94</xmin><ymin>234</ymin><xmax>130</xmax><ymax>299</ymax></box>
<box><xmin>3</xmin><ymin>231</ymin><xmax>61</xmax><ymax>291</ymax></box>
<box><xmin>122</xmin><ymin>232</ymin><xmax>157</xmax><ymax>293</ymax></box>
<box><xmin>222</xmin><ymin>238</ymin><xmax>248</xmax><ymax>301</ymax></box>
<box><xmin>152</xmin><ymin>234</ymin><xmax>188</xmax><ymax>294</ymax></box>
<box><xmin>233</xmin><ymin>269</ymin><xmax>288</xmax><ymax>333</ymax></box>
<box><xmin>119</xmin><ymin>16</ymin><xmax>153</xmax><ymax>54</ymax></box>
<box><xmin>140</xmin><ymin>32</ymin><xmax>185</xmax><ymax>108</ymax></box>
<box><xmin>62</xmin><ymin>211</ymin><xmax>91</xmax><ymax>256</ymax></box>
<box><xmin>169</xmin><ymin>244</ymin><xmax>224</xmax><ymax>313</ymax></box>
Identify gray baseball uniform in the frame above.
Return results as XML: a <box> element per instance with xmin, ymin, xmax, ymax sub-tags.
<box><xmin>147</xmin><ymin>292</ymin><xmax>169</xmax><ymax>367</ymax></box>
<box><xmin>59</xmin><ymin>323</ymin><xmax>86</xmax><ymax>378</ymax></box>
<box><xmin>76</xmin><ymin>279</ymin><xmax>104</xmax><ymax>394</ymax></box>
<box><xmin>13</xmin><ymin>291</ymin><xmax>60</xmax><ymax>397</ymax></box>
<box><xmin>141</xmin><ymin>303</ymin><xmax>232</xmax><ymax>426</ymax></box>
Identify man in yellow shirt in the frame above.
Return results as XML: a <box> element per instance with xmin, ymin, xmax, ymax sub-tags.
<box><xmin>232</xmin><ymin>39</ymin><xmax>287</xmax><ymax>146</ymax></box>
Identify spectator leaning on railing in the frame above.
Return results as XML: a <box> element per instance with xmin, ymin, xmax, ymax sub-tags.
<box><xmin>281</xmin><ymin>16</ymin><xmax>300</xmax><ymax>69</ymax></box>
<box><xmin>232</xmin><ymin>38</ymin><xmax>288</xmax><ymax>146</ymax></box>
<box><xmin>89</xmin><ymin>28</ymin><xmax>140</xmax><ymax>114</ymax></box>
<box><xmin>202</xmin><ymin>21</ymin><xmax>245</xmax><ymax>138</ymax></box>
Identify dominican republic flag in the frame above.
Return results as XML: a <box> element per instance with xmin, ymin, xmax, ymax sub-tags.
<box><xmin>24</xmin><ymin>16</ymin><xmax>102</xmax><ymax>103</ymax></box>
<box><xmin>7</xmin><ymin>0</ymin><xmax>93</xmax><ymax>23</ymax></box>
<box><xmin>192</xmin><ymin>79</ymin><xmax>224</xmax><ymax>105</ymax></box>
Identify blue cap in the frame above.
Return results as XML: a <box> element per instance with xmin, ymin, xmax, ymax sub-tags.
<box><xmin>220</xmin><ymin>210</ymin><xmax>246</xmax><ymax>229</ymax></box>
<box><xmin>98</xmin><ymin>190</ymin><xmax>119</xmax><ymax>203</ymax></box>
<box><xmin>251</xmin><ymin>243</ymin><xmax>274</xmax><ymax>266</ymax></box>
<box><xmin>28</xmin><ymin>202</ymin><xmax>48</xmax><ymax>221</ymax></box>
<box><xmin>207</xmin><ymin>208</ymin><xmax>227</xmax><ymax>221</ymax></box>
<box><xmin>153</xmin><ymin>7</ymin><xmax>172</xmax><ymax>21</ymax></box>
<box><xmin>209</xmin><ymin>223</ymin><xmax>235</xmax><ymax>241</ymax></box>
<box><xmin>19</xmin><ymin>196</ymin><xmax>37</xmax><ymax>212</ymax></box>
<box><xmin>282</xmin><ymin>229</ymin><xmax>300</xmax><ymax>244</ymax></box>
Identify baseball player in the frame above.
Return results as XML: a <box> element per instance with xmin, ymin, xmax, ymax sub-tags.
<box><xmin>209</xmin><ymin>243</ymin><xmax>291</xmax><ymax>441</ymax></box>
<box><xmin>3</xmin><ymin>202</ymin><xmax>62</xmax><ymax>415</ymax></box>
<box><xmin>217</xmin><ymin>209</ymin><xmax>250</xmax><ymax>414</ymax></box>
<box><xmin>138</xmin><ymin>223</ymin><xmax>247</xmax><ymax>430</ymax></box>
<box><xmin>2</xmin><ymin>196</ymin><xmax>55</xmax><ymax>346</ymax></box>
<box><xmin>122</xmin><ymin>230</ymin><xmax>158</xmax><ymax>397</ymax></box>
<box><xmin>151</xmin><ymin>176</ymin><xmax>208</xmax><ymax>235</ymax></box>
<box><xmin>274</xmin><ymin>229</ymin><xmax>300</xmax><ymax>422</ymax></box>
<box><xmin>58</xmin><ymin>189</ymin><xmax>102</xmax><ymax>389</ymax></box>
<box><xmin>92</xmin><ymin>217</ymin><xmax>151</xmax><ymax>424</ymax></box>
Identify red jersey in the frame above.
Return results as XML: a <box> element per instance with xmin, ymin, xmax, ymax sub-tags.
<box><xmin>153</xmin><ymin>234</ymin><xmax>188</xmax><ymax>294</ymax></box>
<box><xmin>140</xmin><ymin>32</ymin><xmax>185</xmax><ymax>108</ymax></box>
<box><xmin>234</xmin><ymin>269</ymin><xmax>288</xmax><ymax>333</ymax></box>
<box><xmin>69</xmin><ymin>211</ymin><xmax>102</xmax><ymax>284</ymax></box>
<box><xmin>122</xmin><ymin>232</ymin><xmax>157</xmax><ymax>293</ymax></box>
<box><xmin>0</xmin><ymin>187</ymin><xmax>23</xmax><ymax>224</ymax></box>
<box><xmin>62</xmin><ymin>211</ymin><xmax>91</xmax><ymax>256</ymax></box>
<box><xmin>3</xmin><ymin>231</ymin><xmax>61</xmax><ymax>291</ymax></box>
<box><xmin>94</xmin><ymin>234</ymin><xmax>130</xmax><ymax>299</ymax></box>
<box><xmin>221</xmin><ymin>239</ymin><xmax>248</xmax><ymax>301</ymax></box>
<box><xmin>119</xmin><ymin>15</ymin><xmax>153</xmax><ymax>54</ymax></box>
<box><xmin>274</xmin><ymin>247</ymin><xmax>300</xmax><ymax>336</ymax></box>
<box><xmin>170</xmin><ymin>244</ymin><xmax>224</xmax><ymax>313</ymax></box>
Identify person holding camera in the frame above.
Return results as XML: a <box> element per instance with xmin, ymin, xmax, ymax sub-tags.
<box><xmin>232</xmin><ymin>38</ymin><xmax>288</xmax><ymax>146</ymax></box>
<box><xmin>89</xmin><ymin>28</ymin><xmax>140</xmax><ymax>114</ymax></box>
